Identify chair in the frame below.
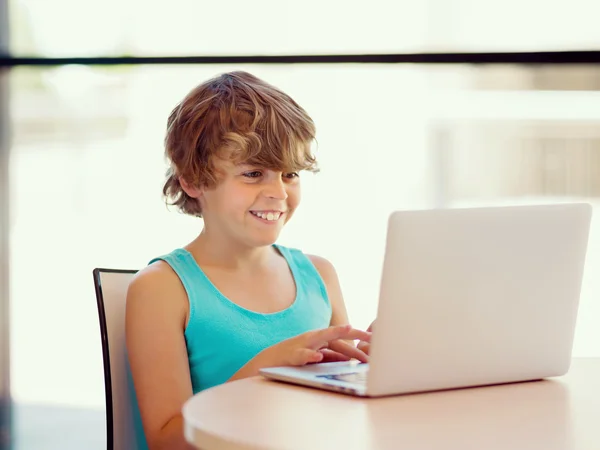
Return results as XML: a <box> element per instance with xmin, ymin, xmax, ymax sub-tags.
<box><xmin>93</xmin><ymin>268</ymin><xmax>145</xmax><ymax>450</ymax></box>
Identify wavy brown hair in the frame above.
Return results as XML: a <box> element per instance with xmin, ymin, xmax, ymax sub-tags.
<box><xmin>162</xmin><ymin>71</ymin><xmax>318</xmax><ymax>217</ymax></box>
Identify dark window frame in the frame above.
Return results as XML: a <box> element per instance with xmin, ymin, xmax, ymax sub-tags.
<box><xmin>1</xmin><ymin>0</ymin><xmax>10</xmax><ymax>446</ymax></box>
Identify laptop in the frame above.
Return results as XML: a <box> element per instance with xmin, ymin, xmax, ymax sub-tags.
<box><xmin>260</xmin><ymin>203</ymin><xmax>593</xmax><ymax>397</ymax></box>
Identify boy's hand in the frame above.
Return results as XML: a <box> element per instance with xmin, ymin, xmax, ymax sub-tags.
<box><xmin>357</xmin><ymin>321</ymin><xmax>374</xmax><ymax>355</ymax></box>
<box><xmin>261</xmin><ymin>324</ymin><xmax>371</xmax><ymax>367</ymax></box>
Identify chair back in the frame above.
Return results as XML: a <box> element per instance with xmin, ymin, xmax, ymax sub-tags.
<box><xmin>93</xmin><ymin>268</ymin><xmax>145</xmax><ymax>450</ymax></box>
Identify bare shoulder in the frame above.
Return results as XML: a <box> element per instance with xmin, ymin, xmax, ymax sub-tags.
<box><xmin>306</xmin><ymin>254</ymin><xmax>338</xmax><ymax>281</ymax></box>
<box><xmin>128</xmin><ymin>260</ymin><xmax>183</xmax><ymax>299</ymax></box>
<box><xmin>127</xmin><ymin>260</ymin><xmax>189</xmax><ymax>327</ymax></box>
<box><xmin>306</xmin><ymin>253</ymin><xmax>349</xmax><ymax>325</ymax></box>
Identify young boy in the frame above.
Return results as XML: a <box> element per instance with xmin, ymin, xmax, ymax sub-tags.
<box><xmin>126</xmin><ymin>71</ymin><xmax>372</xmax><ymax>449</ymax></box>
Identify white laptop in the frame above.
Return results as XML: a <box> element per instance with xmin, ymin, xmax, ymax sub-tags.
<box><xmin>260</xmin><ymin>203</ymin><xmax>593</xmax><ymax>397</ymax></box>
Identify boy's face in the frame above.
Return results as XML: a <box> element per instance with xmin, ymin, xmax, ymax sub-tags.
<box><xmin>197</xmin><ymin>159</ymin><xmax>301</xmax><ymax>247</ymax></box>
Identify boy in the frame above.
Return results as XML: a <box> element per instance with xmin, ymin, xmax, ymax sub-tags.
<box><xmin>126</xmin><ymin>71</ymin><xmax>372</xmax><ymax>449</ymax></box>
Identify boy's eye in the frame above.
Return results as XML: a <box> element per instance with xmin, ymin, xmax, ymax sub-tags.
<box><xmin>243</xmin><ymin>171</ymin><xmax>262</xmax><ymax>178</ymax></box>
<box><xmin>284</xmin><ymin>172</ymin><xmax>299</xmax><ymax>179</ymax></box>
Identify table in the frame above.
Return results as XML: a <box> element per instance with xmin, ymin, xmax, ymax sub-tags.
<box><xmin>182</xmin><ymin>358</ymin><xmax>600</xmax><ymax>450</ymax></box>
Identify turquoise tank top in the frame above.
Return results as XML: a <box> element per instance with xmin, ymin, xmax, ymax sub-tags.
<box><xmin>149</xmin><ymin>243</ymin><xmax>332</xmax><ymax>393</ymax></box>
<box><xmin>131</xmin><ymin>244</ymin><xmax>332</xmax><ymax>448</ymax></box>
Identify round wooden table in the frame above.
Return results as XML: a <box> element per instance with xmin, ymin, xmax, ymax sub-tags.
<box><xmin>183</xmin><ymin>358</ymin><xmax>600</xmax><ymax>450</ymax></box>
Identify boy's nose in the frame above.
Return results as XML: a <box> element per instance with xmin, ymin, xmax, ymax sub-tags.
<box><xmin>263</xmin><ymin>178</ymin><xmax>288</xmax><ymax>200</ymax></box>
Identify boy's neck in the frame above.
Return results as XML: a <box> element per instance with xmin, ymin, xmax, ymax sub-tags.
<box><xmin>185</xmin><ymin>230</ymin><xmax>275</xmax><ymax>270</ymax></box>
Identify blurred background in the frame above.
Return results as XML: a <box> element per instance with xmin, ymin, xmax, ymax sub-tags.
<box><xmin>2</xmin><ymin>0</ymin><xmax>600</xmax><ymax>448</ymax></box>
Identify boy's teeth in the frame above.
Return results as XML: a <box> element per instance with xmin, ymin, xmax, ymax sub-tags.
<box><xmin>253</xmin><ymin>211</ymin><xmax>280</xmax><ymax>221</ymax></box>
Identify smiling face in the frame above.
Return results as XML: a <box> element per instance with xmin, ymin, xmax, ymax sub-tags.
<box><xmin>162</xmin><ymin>71</ymin><xmax>319</xmax><ymax>219</ymax></box>
<box><xmin>185</xmin><ymin>158</ymin><xmax>302</xmax><ymax>248</ymax></box>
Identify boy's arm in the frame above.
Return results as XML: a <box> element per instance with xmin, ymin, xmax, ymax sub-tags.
<box><xmin>307</xmin><ymin>254</ymin><xmax>350</xmax><ymax>327</ymax></box>
<box><xmin>126</xmin><ymin>263</ymin><xmax>196</xmax><ymax>450</ymax></box>
<box><xmin>308</xmin><ymin>254</ymin><xmax>374</xmax><ymax>354</ymax></box>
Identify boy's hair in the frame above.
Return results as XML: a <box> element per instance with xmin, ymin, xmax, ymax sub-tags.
<box><xmin>163</xmin><ymin>71</ymin><xmax>318</xmax><ymax>217</ymax></box>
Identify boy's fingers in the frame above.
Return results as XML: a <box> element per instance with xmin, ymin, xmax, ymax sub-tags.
<box><xmin>307</xmin><ymin>325</ymin><xmax>371</xmax><ymax>347</ymax></box>
<box><xmin>366</xmin><ymin>320</ymin><xmax>375</xmax><ymax>333</ymax></box>
<box><xmin>306</xmin><ymin>325</ymin><xmax>350</xmax><ymax>346</ymax></box>
<box><xmin>357</xmin><ymin>340</ymin><xmax>371</xmax><ymax>355</ymax></box>
<box><xmin>329</xmin><ymin>340</ymin><xmax>370</xmax><ymax>363</ymax></box>
<box><xmin>341</xmin><ymin>328</ymin><xmax>372</xmax><ymax>343</ymax></box>
<box><xmin>319</xmin><ymin>349</ymin><xmax>351</xmax><ymax>362</ymax></box>
<box><xmin>292</xmin><ymin>348</ymin><xmax>323</xmax><ymax>366</ymax></box>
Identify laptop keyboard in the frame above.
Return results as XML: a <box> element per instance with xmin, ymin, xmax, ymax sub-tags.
<box><xmin>318</xmin><ymin>371</ymin><xmax>368</xmax><ymax>385</ymax></box>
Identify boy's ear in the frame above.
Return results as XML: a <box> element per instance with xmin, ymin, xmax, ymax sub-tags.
<box><xmin>179</xmin><ymin>176</ymin><xmax>203</xmax><ymax>199</ymax></box>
